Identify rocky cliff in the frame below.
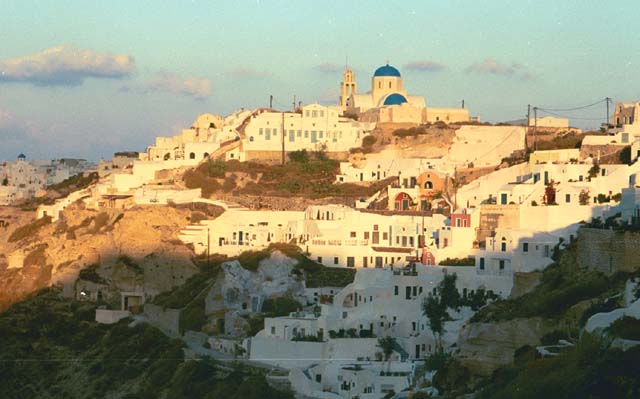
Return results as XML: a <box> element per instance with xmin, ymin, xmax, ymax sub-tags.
<box><xmin>0</xmin><ymin>203</ymin><xmax>205</xmax><ymax>311</ymax></box>
<box><xmin>457</xmin><ymin>317</ymin><xmax>556</xmax><ymax>376</ymax></box>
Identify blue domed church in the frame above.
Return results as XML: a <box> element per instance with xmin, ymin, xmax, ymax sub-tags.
<box><xmin>339</xmin><ymin>63</ymin><xmax>470</xmax><ymax>124</ymax></box>
<box><xmin>340</xmin><ymin>63</ymin><xmax>425</xmax><ymax>112</ymax></box>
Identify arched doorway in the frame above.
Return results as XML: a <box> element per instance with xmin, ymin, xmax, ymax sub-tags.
<box><xmin>394</xmin><ymin>192</ymin><xmax>412</xmax><ymax>210</ymax></box>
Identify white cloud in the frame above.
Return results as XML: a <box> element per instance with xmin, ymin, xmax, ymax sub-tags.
<box><xmin>143</xmin><ymin>72</ymin><xmax>212</xmax><ymax>100</ymax></box>
<box><xmin>466</xmin><ymin>58</ymin><xmax>534</xmax><ymax>81</ymax></box>
<box><xmin>0</xmin><ymin>45</ymin><xmax>135</xmax><ymax>86</ymax></box>
<box><xmin>314</xmin><ymin>62</ymin><xmax>344</xmax><ymax>74</ymax></box>
<box><xmin>404</xmin><ymin>60</ymin><xmax>447</xmax><ymax>72</ymax></box>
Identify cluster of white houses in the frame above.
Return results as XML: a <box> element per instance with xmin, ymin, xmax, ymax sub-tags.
<box><xmin>14</xmin><ymin>63</ymin><xmax>640</xmax><ymax>398</ymax></box>
<box><xmin>0</xmin><ymin>154</ymin><xmax>91</xmax><ymax>205</ymax></box>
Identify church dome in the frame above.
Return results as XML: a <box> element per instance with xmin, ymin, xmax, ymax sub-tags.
<box><xmin>383</xmin><ymin>93</ymin><xmax>408</xmax><ymax>106</ymax></box>
<box><xmin>373</xmin><ymin>64</ymin><xmax>401</xmax><ymax>77</ymax></box>
<box><xmin>17</xmin><ymin>153</ymin><xmax>26</xmax><ymax>159</ymax></box>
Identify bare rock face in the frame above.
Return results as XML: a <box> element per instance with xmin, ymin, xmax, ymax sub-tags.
<box><xmin>0</xmin><ymin>204</ymin><xmax>200</xmax><ymax>311</ymax></box>
<box><xmin>509</xmin><ymin>272</ymin><xmax>542</xmax><ymax>299</ymax></box>
<box><xmin>205</xmin><ymin>251</ymin><xmax>305</xmax><ymax>315</ymax></box>
<box><xmin>457</xmin><ymin>317</ymin><xmax>556</xmax><ymax>376</ymax></box>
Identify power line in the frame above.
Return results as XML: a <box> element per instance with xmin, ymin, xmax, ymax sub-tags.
<box><xmin>537</xmin><ymin>109</ymin><xmax>607</xmax><ymax>121</ymax></box>
<box><xmin>536</xmin><ymin>98</ymin><xmax>608</xmax><ymax>112</ymax></box>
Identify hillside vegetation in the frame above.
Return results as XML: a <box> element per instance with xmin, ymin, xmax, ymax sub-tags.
<box><xmin>0</xmin><ymin>289</ymin><xmax>293</xmax><ymax>399</ymax></box>
<box><xmin>183</xmin><ymin>150</ymin><xmax>391</xmax><ymax>199</ymax></box>
<box><xmin>479</xmin><ymin>334</ymin><xmax>640</xmax><ymax>398</ymax></box>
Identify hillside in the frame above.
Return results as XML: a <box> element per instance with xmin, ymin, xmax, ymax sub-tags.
<box><xmin>430</xmin><ymin>241</ymin><xmax>640</xmax><ymax>397</ymax></box>
<box><xmin>182</xmin><ymin>150</ymin><xmax>393</xmax><ymax>207</ymax></box>
<box><xmin>0</xmin><ymin>288</ymin><xmax>293</xmax><ymax>399</ymax></box>
<box><xmin>0</xmin><ymin>202</ymin><xmax>220</xmax><ymax>311</ymax></box>
<box><xmin>354</xmin><ymin>122</ymin><xmax>457</xmax><ymax>158</ymax></box>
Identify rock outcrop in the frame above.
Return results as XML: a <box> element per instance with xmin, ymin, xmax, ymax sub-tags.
<box><xmin>0</xmin><ymin>203</ymin><xmax>201</xmax><ymax>311</ymax></box>
<box><xmin>457</xmin><ymin>317</ymin><xmax>556</xmax><ymax>376</ymax></box>
<box><xmin>206</xmin><ymin>251</ymin><xmax>305</xmax><ymax>315</ymax></box>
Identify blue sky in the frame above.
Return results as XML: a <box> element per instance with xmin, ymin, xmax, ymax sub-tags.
<box><xmin>1</xmin><ymin>0</ymin><xmax>638</xmax><ymax>161</ymax></box>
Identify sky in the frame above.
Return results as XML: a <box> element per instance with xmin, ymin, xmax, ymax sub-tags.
<box><xmin>1</xmin><ymin>0</ymin><xmax>639</xmax><ymax>161</ymax></box>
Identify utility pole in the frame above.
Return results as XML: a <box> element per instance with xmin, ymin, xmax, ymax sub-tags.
<box><xmin>281</xmin><ymin>112</ymin><xmax>285</xmax><ymax>165</ymax></box>
<box><xmin>526</xmin><ymin>104</ymin><xmax>531</xmax><ymax>153</ymax></box>
<box><xmin>269</xmin><ymin>95</ymin><xmax>273</xmax><ymax>109</ymax></box>
<box><xmin>293</xmin><ymin>95</ymin><xmax>296</xmax><ymax>111</ymax></box>
<box><xmin>533</xmin><ymin>106</ymin><xmax>538</xmax><ymax>152</ymax></box>
<box><xmin>206</xmin><ymin>227</ymin><xmax>210</xmax><ymax>266</ymax></box>
<box><xmin>606</xmin><ymin>97</ymin><xmax>611</xmax><ymax>125</ymax></box>
<box><xmin>461</xmin><ymin>99</ymin><xmax>465</xmax><ymax>109</ymax></box>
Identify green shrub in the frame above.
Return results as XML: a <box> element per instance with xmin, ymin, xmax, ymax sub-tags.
<box><xmin>439</xmin><ymin>257</ymin><xmax>475</xmax><ymax>266</ymax></box>
<box><xmin>206</xmin><ymin>159</ymin><xmax>227</xmax><ymax>178</ymax></box>
<box><xmin>362</xmin><ymin>135</ymin><xmax>377</xmax><ymax>149</ymax></box>
<box><xmin>608</xmin><ymin>316</ymin><xmax>640</xmax><ymax>340</ymax></box>
<box><xmin>261</xmin><ymin>296</ymin><xmax>302</xmax><ymax>317</ymax></box>
<box><xmin>78</xmin><ymin>263</ymin><xmax>107</xmax><ymax>284</ymax></box>
<box><xmin>8</xmin><ymin>216</ymin><xmax>51</xmax><ymax>242</ymax></box>
<box><xmin>237</xmin><ymin>249</ymin><xmax>271</xmax><ymax>271</ymax></box>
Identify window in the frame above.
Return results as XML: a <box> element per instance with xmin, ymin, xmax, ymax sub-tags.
<box><xmin>304</xmin><ymin>130</ymin><xmax>309</xmax><ymax>138</ymax></box>
<box><xmin>405</xmin><ymin>286</ymin><xmax>411</xmax><ymax>300</ymax></box>
<box><xmin>347</xmin><ymin>257</ymin><xmax>355</xmax><ymax>268</ymax></box>
<box><xmin>334</xmin><ymin>257</ymin><xmax>339</xmax><ymax>265</ymax></box>
<box><xmin>271</xmin><ymin>326</ymin><xmax>276</xmax><ymax>334</ymax></box>
<box><xmin>565</xmin><ymin>194</ymin><xmax>571</xmax><ymax>203</ymax></box>
<box><xmin>364</xmin><ymin>232</ymin><xmax>370</xmax><ymax>240</ymax></box>
<box><xmin>499</xmin><ymin>260</ymin><xmax>505</xmax><ymax>270</ymax></box>
<box><xmin>479</xmin><ymin>258</ymin><xmax>485</xmax><ymax>270</ymax></box>
<box><xmin>350</xmin><ymin>231</ymin><xmax>357</xmax><ymax>238</ymax></box>
<box><xmin>289</xmin><ymin>130</ymin><xmax>295</xmax><ymax>142</ymax></box>
<box><xmin>394</xmin><ymin>286</ymin><xmax>399</xmax><ymax>296</ymax></box>
<box><xmin>501</xmin><ymin>242</ymin><xmax>507</xmax><ymax>252</ymax></box>
<box><xmin>383</xmin><ymin>232</ymin><xmax>388</xmax><ymax>240</ymax></box>
<box><xmin>523</xmin><ymin>242</ymin><xmax>529</xmax><ymax>253</ymax></box>
<box><xmin>317</xmin><ymin>256</ymin><xmax>322</xmax><ymax>263</ymax></box>
<box><xmin>259</xmin><ymin>128</ymin><xmax>263</xmax><ymax>135</ymax></box>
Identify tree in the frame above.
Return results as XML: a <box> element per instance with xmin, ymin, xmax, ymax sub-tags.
<box><xmin>377</xmin><ymin>336</ymin><xmax>396</xmax><ymax>371</ymax></box>
<box><xmin>411</xmin><ymin>392</ymin><xmax>433</xmax><ymax>399</ymax></box>
<box><xmin>439</xmin><ymin>274</ymin><xmax>461</xmax><ymax>310</ymax></box>
<box><xmin>422</xmin><ymin>295</ymin><xmax>447</xmax><ymax>350</ymax></box>
<box><xmin>422</xmin><ymin>274</ymin><xmax>459</xmax><ymax>350</ymax></box>
<box><xmin>579</xmin><ymin>189</ymin><xmax>590</xmax><ymax>206</ymax></box>
<box><xmin>288</xmin><ymin>150</ymin><xmax>309</xmax><ymax>164</ymax></box>
<box><xmin>588</xmin><ymin>161</ymin><xmax>600</xmax><ymax>179</ymax></box>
